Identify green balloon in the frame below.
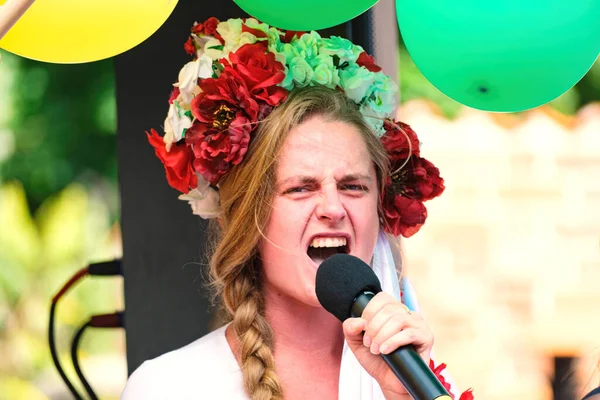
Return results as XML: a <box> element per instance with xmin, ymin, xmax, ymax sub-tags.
<box><xmin>396</xmin><ymin>0</ymin><xmax>600</xmax><ymax>112</ymax></box>
<box><xmin>234</xmin><ymin>0</ymin><xmax>377</xmax><ymax>30</ymax></box>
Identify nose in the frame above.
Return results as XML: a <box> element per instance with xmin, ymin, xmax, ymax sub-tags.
<box><xmin>316</xmin><ymin>186</ymin><xmax>346</xmax><ymax>224</ymax></box>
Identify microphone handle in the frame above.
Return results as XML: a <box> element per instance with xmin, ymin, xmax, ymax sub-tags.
<box><xmin>351</xmin><ymin>292</ymin><xmax>451</xmax><ymax>400</ymax></box>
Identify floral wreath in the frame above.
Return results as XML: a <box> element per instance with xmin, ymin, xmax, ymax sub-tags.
<box><xmin>148</xmin><ymin>18</ymin><xmax>472</xmax><ymax>397</ymax></box>
<box><xmin>147</xmin><ymin>16</ymin><xmax>445</xmax><ymax>239</ymax></box>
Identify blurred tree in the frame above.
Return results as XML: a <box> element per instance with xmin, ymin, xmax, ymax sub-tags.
<box><xmin>0</xmin><ymin>51</ymin><xmax>118</xmax><ymax>217</ymax></box>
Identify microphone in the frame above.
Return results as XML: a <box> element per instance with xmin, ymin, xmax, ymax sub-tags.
<box><xmin>315</xmin><ymin>254</ymin><xmax>451</xmax><ymax>400</ymax></box>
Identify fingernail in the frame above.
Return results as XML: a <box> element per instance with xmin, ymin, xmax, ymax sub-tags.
<box><xmin>363</xmin><ymin>335</ymin><xmax>372</xmax><ymax>347</ymax></box>
<box><xmin>380</xmin><ymin>343</ymin><xmax>388</xmax><ymax>354</ymax></box>
<box><xmin>370</xmin><ymin>343</ymin><xmax>380</xmax><ymax>354</ymax></box>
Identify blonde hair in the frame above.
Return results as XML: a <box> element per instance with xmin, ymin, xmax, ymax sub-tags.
<box><xmin>208</xmin><ymin>85</ymin><xmax>390</xmax><ymax>400</ymax></box>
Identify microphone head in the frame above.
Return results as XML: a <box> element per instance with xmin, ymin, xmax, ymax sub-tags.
<box><xmin>315</xmin><ymin>254</ymin><xmax>382</xmax><ymax>322</ymax></box>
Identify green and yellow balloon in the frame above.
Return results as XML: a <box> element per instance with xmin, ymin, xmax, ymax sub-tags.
<box><xmin>396</xmin><ymin>0</ymin><xmax>600</xmax><ymax>112</ymax></box>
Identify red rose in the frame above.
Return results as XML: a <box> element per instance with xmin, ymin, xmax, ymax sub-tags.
<box><xmin>381</xmin><ymin>119</ymin><xmax>420</xmax><ymax>161</ymax></box>
<box><xmin>190</xmin><ymin>18</ymin><xmax>223</xmax><ymax>43</ymax></box>
<box><xmin>223</xmin><ymin>43</ymin><xmax>288</xmax><ymax>106</ymax></box>
<box><xmin>203</xmin><ymin>17</ymin><xmax>220</xmax><ymax>36</ymax></box>
<box><xmin>356</xmin><ymin>51</ymin><xmax>382</xmax><ymax>72</ymax></box>
<box><xmin>382</xmin><ymin>194</ymin><xmax>427</xmax><ymax>238</ymax></box>
<box><xmin>147</xmin><ymin>129</ymin><xmax>197</xmax><ymax>193</ymax></box>
<box><xmin>183</xmin><ymin>37</ymin><xmax>195</xmax><ymax>56</ymax></box>
<box><xmin>191</xmin><ymin>115</ymin><xmax>252</xmax><ymax>184</ymax></box>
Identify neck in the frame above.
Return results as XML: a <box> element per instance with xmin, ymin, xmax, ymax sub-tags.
<box><xmin>262</xmin><ymin>283</ymin><xmax>344</xmax><ymax>359</ymax></box>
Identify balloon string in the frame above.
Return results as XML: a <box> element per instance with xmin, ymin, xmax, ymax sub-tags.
<box><xmin>0</xmin><ymin>0</ymin><xmax>36</xmax><ymax>40</ymax></box>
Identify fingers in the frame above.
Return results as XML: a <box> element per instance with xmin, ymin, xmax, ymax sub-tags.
<box><xmin>343</xmin><ymin>317</ymin><xmax>367</xmax><ymax>341</ymax></box>
<box><xmin>360</xmin><ymin>293</ymin><xmax>433</xmax><ymax>358</ymax></box>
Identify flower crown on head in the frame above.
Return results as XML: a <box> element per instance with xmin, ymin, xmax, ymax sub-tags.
<box><xmin>147</xmin><ymin>16</ymin><xmax>445</xmax><ymax>238</ymax></box>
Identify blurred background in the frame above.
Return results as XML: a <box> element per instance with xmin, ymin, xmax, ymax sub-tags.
<box><xmin>1</xmin><ymin>3</ymin><xmax>599</xmax><ymax>400</ymax></box>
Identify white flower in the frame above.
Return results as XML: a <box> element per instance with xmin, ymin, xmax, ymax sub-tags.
<box><xmin>202</xmin><ymin>37</ymin><xmax>225</xmax><ymax>61</ymax></box>
<box><xmin>174</xmin><ymin>55</ymin><xmax>213</xmax><ymax>104</ymax></box>
<box><xmin>217</xmin><ymin>18</ymin><xmax>258</xmax><ymax>56</ymax></box>
<box><xmin>163</xmin><ymin>101</ymin><xmax>193</xmax><ymax>149</ymax></box>
<box><xmin>178</xmin><ymin>174</ymin><xmax>220</xmax><ymax>219</ymax></box>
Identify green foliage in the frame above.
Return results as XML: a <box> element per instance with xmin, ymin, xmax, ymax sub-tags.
<box><xmin>0</xmin><ymin>50</ymin><xmax>118</xmax><ymax>215</ymax></box>
<box><xmin>0</xmin><ymin>181</ymin><xmax>123</xmax><ymax>398</ymax></box>
<box><xmin>0</xmin><ymin>49</ymin><xmax>122</xmax><ymax>398</ymax></box>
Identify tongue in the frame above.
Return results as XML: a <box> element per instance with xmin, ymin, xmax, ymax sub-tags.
<box><xmin>307</xmin><ymin>247</ymin><xmax>342</xmax><ymax>266</ymax></box>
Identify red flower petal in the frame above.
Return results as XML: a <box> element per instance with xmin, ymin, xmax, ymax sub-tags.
<box><xmin>168</xmin><ymin>87</ymin><xmax>180</xmax><ymax>104</ymax></box>
<box><xmin>281</xmin><ymin>30</ymin><xmax>305</xmax><ymax>43</ymax></box>
<box><xmin>191</xmin><ymin>22</ymin><xmax>204</xmax><ymax>34</ymax></box>
<box><xmin>203</xmin><ymin>17</ymin><xmax>220</xmax><ymax>36</ymax></box>
<box><xmin>224</xmin><ymin>43</ymin><xmax>288</xmax><ymax>106</ymax></box>
<box><xmin>147</xmin><ymin>129</ymin><xmax>197</xmax><ymax>193</ymax></box>
<box><xmin>241</xmin><ymin>23</ymin><xmax>268</xmax><ymax>39</ymax></box>
<box><xmin>183</xmin><ymin>37</ymin><xmax>195</xmax><ymax>56</ymax></box>
<box><xmin>382</xmin><ymin>195</ymin><xmax>427</xmax><ymax>238</ymax></box>
<box><xmin>356</xmin><ymin>51</ymin><xmax>382</xmax><ymax>72</ymax></box>
<box><xmin>381</xmin><ymin>120</ymin><xmax>420</xmax><ymax>160</ymax></box>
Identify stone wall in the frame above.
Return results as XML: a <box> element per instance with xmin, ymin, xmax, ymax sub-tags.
<box><xmin>398</xmin><ymin>101</ymin><xmax>600</xmax><ymax>399</ymax></box>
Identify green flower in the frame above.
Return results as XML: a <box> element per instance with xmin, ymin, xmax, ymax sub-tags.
<box><xmin>309</xmin><ymin>54</ymin><xmax>340</xmax><ymax>88</ymax></box>
<box><xmin>360</xmin><ymin>104</ymin><xmax>386</xmax><ymax>137</ymax></box>
<box><xmin>289</xmin><ymin>57</ymin><xmax>314</xmax><ymax>88</ymax></box>
<box><xmin>359</xmin><ymin>72</ymin><xmax>399</xmax><ymax>136</ymax></box>
<box><xmin>339</xmin><ymin>64</ymin><xmax>375</xmax><ymax>103</ymax></box>
<box><xmin>281</xmin><ymin>31</ymin><xmax>321</xmax><ymax>63</ymax></box>
<box><xmin>365</xmin><ymin>72</ymin><xmax>398</xmax><ymax>115</ymax></box>
<box><xmin>319</xmin><ymin>36</ymin><xmax>363</xmax><ymax>63</ymax></box>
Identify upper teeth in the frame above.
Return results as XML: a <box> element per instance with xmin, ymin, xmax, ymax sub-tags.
<box><xmin>309</xmin><ymin>237</ymin><xmax>347</xmax><ymax>248</ymax></box>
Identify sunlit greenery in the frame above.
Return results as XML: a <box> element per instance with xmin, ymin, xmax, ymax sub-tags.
<box><xmin>0</xmin><ymin>50</ymin><xmax>122</xmax><ymax>399</ymax></box>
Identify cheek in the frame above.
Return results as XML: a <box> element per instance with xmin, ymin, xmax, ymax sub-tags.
<box><xmin>348</xmin><ymin>195</ymin><xmax>380</xmax><ymax>256</ymax></box>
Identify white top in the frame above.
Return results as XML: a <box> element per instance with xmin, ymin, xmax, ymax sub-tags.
<box><xmin>121</xmin><ymin>325</ymin><xmax>247</xmax><ymax>399</ymax></box>
<box><xmin>120</xmin><ymin>231</ymin><xmax>457</xmax><ymax>400</ymax></box>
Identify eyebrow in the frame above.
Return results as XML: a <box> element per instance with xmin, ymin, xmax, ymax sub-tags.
<box><xmin>277</xmin><ymin>173</ymin><xmax>373</xmax><ymax>186</ymax></box>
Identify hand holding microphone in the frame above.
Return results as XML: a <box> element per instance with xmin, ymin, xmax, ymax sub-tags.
<box><xmin>316</xmin><ymin>254</ymin><xmax>451</xmax><ymax>400</ymax></box>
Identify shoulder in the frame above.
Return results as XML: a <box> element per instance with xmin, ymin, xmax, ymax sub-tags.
<box><xmin>121</xmin><ymin>325</ymin><xmax>245</xmax><ymax>399</ymax></box>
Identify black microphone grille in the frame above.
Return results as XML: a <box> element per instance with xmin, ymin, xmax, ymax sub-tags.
<box><xmin>315</xmin><ymin>254</ymin><xmax>382</xmax><ymax>322</ymax></box>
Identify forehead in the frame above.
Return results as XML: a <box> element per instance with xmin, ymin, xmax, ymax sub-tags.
<box><xmin>277</xmin><ymin>117</ymin><xmax>374</xmax><ymax>177</ymax></box>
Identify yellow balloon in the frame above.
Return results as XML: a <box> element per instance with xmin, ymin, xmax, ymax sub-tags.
<box><xmin>0</xmin><ymin>0</ymin><xmax>178</xmax><ymax>63</ymax></box>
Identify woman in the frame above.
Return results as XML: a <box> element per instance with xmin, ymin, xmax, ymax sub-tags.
<box><xmin>122</xmin><ymin>17</ymin><xmax>472</xmax><ymax>400</ymax></box>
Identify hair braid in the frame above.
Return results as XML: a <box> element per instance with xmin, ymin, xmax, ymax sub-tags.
<box><xmin>224</xmin><ymin>269</ymin><xmax>284</xmax><ymax>400</ymax></box>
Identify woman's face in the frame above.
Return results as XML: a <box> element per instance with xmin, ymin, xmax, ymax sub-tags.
<box><xmin>259</xmin><ymin>115</ymin><xmax>380</xmax><ymax>308</ymax></box>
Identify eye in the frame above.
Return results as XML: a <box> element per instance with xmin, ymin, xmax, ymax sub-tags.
<box><xmin>341</xmin><ymin>184</ymin><xmax>368</xmax><ymax>192</ymax></box>
<box><xmin>284</xmin><ymin>186</ymin><xmax>310</xmax><ymax>194</ymax></box>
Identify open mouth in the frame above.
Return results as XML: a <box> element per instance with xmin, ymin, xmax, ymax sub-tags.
<box><xmin>307</xmin><ymin>237</ymin><xmax>349</xmax><ymax>266</ymax></box>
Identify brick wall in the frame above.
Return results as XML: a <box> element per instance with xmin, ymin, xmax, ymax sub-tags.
<box><xmin>397</xmin><ymin>101</ymin><xmax>600</xmax><ymax>399</ymax></box>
